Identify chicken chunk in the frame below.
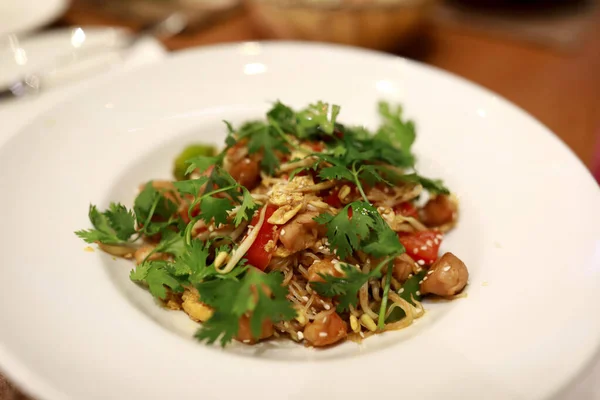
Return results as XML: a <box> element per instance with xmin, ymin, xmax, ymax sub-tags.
<box><xmin>420</xmin><ymin>252</ymin><xmax>468</xmax><ymax>296</ymax></box>
<box><xmin>227</xmin><ymin>157</ymin><xmax>260</xmax><ymax>189</ymax></box>
<box><xmin>392</xmin><ymin>253</ymin><xmax>416</xmax><ymax>282</ymax></box>
<box><xmin>235</xmin><ymin>315</ymin><xmax>274</xmax><ymax>344</ymax></box>
<box><xmin>420</xmin><ymin>195</ymin><xmax>456</xmax><ymax>227</ymax></box>
<box><xmin>303</xmin><ymin>312</ymin><xmax>347</xmax><ymax>347</ymax></box>
<box><xmin>224</xmin><ymin>142</ymin><xmax>261</xmax><ymax>189</ymax></box>
<box><xmin>280</xmin><ymin>211</ymin><xmax>322</xmax><ymax>253</ymax></box>
<box><xmin>307</xmin><ymin>259</ymin><xmax>344</xmax><ymax>283</ymax></box>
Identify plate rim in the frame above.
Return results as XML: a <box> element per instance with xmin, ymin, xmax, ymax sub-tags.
<box><xmin>0</xmin><ymin>40</ymin><xmax>598</xmax><ymax>400</ymax></box>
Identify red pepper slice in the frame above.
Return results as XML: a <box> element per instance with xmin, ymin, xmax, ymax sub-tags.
<box><xmin>398</xmin><ymin>230</ymin><xmax>443</xmax><ymax>266</ymax></box>
<box><xmin>245</xmin><ymin>205</ymin><xmax>279</xmax><ymax>270</ymax></box>
<box><xmin>323</xmin><ymin>188</ymin><xmax>343</xmax><ymax>208</ymax></box>
<box><xmin>394</xmin><ymin>202</ymin><xmax>419</xmax><ymax>219</ymax></box>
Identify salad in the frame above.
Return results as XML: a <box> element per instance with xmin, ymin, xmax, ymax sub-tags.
<box><xmin>76</xmin><ymin>101</ymin><xmax>468</xmax><ymax>347</ymax></box>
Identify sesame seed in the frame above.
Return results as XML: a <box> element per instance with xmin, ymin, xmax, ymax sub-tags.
<box><xmin>414</xmin><ymin>263</ymin><xmax>419</xmax><ymax>268</ymax></box>
<box><xmin>208</xmin><ymin>226</ymin><xmax>214</xmax><ymax>232</ymax></box>
<box><xmin>426</xmin><ymin>240</ymin><xmax>433</xmax><ymax>246</ymax></box>
<box><xmin>297</xmin><ymin>332</ymin><xmax>304</xmax><ymax>340</ymax></box>
<box><xmin>302</xmin><ymin>296</ymin><xmax>309</xmax><ymax>301</ymax></box>
<box><xmin>436</xmin><ymin>234</ymin><xmax>443</xmax><ymax>240</ymax></box>
<box><xmin>359</xmin><ymin>332</ymin><xmax>365</xmax><ymax>338</ymax></box>
<box><xmin>398</xmin><ymin>288</ymin><xmax>405</xmax><ymax>294</ymax></box>
<box><xmin>318</xmin><ymin>246</ymin><xmax>324</xmax><ymax>250</ymax></box>
<box><xmin>427</xmin><ymin>270</ymin><xmax>434</xmax><ymax>275</ymax></box>
<box><xmin>423</xmin><ymin>276</ymin><xmax>428</xmax><ymax>281</ymax></box>
<box><xmin>244</xmin><ymin>159</ymin><xmax>251</xmax><ymax>164</ymax></box>
<box><xmin>280</xmin><ymin>229</ymin><xmax>286</xmax><ymax>236</ymax></box>
<box><xmin>421</xmin><ymin>245</ymin><xmax>427</xmax><ymax>250</ymax></box>
<box><xmin>418</xmin><ymin>280</ymin><xmax>423</xmax><ymax>284</ymax></box>
<box><xmin>243</xmin><ymin>339</ymin><xmax>251</xmax><ymax>343</ymax></box>
<box><xmin>416</xmin><ymin>291</ymin><xmax>421</xmax><ymax>296</ymax></box>
<box><xmin>443</xmin><ymin>266</ymin><xmax>451</xmax><ymax>272</ymax></box>
<box><xmin>319</xmin><ymin>332</ymin><xmax>328</xmax><ymax>337</ymax></box>
<box><xmin>434</xmin><ymin>239</ymin><xmax>439</xmax><ymax>245</ymax></box>
<box><xmin>324</xmin><ymin>304</ymin><xmax>331</xmax><ymax>310</ymax></box>
<box><xmin>417</xmin><ymin>260</ymin><xmax>425</xmax><ymax>265</ymax></box>
<box><xmin>323</xmin><ymin>317</ymin><xmax>328</xmax><ymax>323</ymax></box>
<box><xmin>413</xmin><ymin>247</ymin><xmax>419</xmax><ymax>254</ymax></box>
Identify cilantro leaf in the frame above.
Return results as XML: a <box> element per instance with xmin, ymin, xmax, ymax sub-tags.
<box><xmin>376</xmin><ymin>101</ymin><xmax>416</xmax><ymax>160</ymax></box>
<box><xmin>199</xmin><ymin>195</ymin><xmax>234</xmax><ymax>226</ymax></box>
<box><xmin>223</xmin><ymin>120</ymin><xmax>237</xmax><ymax>147</ymax></box>
<box><xmin>173</xmin><ymin>177</ymin><xmax>209</xmax><ymax>196</ymax></box>
<box><xmin>105</xmin><ymin>203</ymin><xmax>136</xmax><ymax>240</ymax></box>
<box><xmin>194</xmin><ymin>312</ymin><xmax>240</xmax><ymax>346</ymax></box>
<box><xmin>318</xmin><ymin>165</ymin><xmax>354</xmax><ymax>182</ymax></box>
<box><xmin>387</xmin><ymin>270</ymin><xmax>426</xmax><ymax>322</ymax></box>
<box><xmin>396</xmin><ymin>173</ymin><xmax>450</xmax><ymax>195</ymax></box>
<box><xmin>232</xmin><ymin>188</ymin><xmax>258</xmax><ymax>227</ymax></box>
<box><xmin>75</xmin><ymin>203</ymin><xmax>135</xmax><ymax>244</ymax></box>
<box><xmin>314</xmin><ymin>201</ymin><xmax>374</xmax><ymax>259</ymax></box>
<box><xmin>360</xmin><ymin>210</ymin><xmax>405</xmax><ymax>258</ymax></box>
<box><xmin>244</xmin><ymin>122</ymin><xmax>289</xmax><ymax>174</ymax></box>
<box><xmin>154</xmin><ymin>230</ymin><xmax>186</xmax><ymax>258</ymax></box>
<box><xmin>312</xmin><ymin>263</ymin><xmax>382</xmax><ymax>312</ymax></box>
<box><xmin>134</xmin><ymin>182</ymin><xmax>178</xmax><ymax>236</ymax></box>
<box><xmin>267</xmin><ymin>101</ymin><xmax>297</xmax><ymax>135</ymax></box>
<box><xmin>185</xmin><ymin>156</ymin><xmax>219</xmax><ymax>175</ymax></box>
<box><xmin>130</xmin><ymin>260</ymin><xmax>182</xmax><ymax>300</ymax></box>
<box><xmin>297</xmin><ymin>101</ymin><xmax>340</xmax><ymax>136</ymax></box>
<box><xmin>146</xmin><ymin>267</ymin><xmax>182</xmax><ymax>299</ymax></box>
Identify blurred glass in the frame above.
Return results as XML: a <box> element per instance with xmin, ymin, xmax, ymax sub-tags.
<box><xmin>245</xmin><ymin>0</ymin><xmax>436</xmax><ymax>51</ymax></box>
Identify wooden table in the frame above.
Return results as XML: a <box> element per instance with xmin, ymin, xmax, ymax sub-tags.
<box><xmin>63</xmin><ymin>5</ymin><xmax>600</xmax><ymax>169</ymax></box>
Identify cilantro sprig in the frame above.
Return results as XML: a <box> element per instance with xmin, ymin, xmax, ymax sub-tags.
<box><xmin>195</xmin><ymin>269</ymin><xmax>296</xmax><ymax>346</ymax></box>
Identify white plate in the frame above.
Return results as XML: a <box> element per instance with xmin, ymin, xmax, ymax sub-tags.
<box><xmin>0</xmin><ymin>0</ymin><xmax>69</xmax><ymax>37</ymax></box>
<box><xmin>0</xmin><ymin>42</ymin><xmax>598</xmax><ymax>400</ymax></box>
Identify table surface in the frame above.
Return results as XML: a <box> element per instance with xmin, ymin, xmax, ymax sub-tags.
<box><xmin>63</xmin><ymin>4</ymin><xmax>600</xmax><ymax>169</ymax></box>
<box><xmin>2</xmin><ymin>4</ymin><xmax>600</xmax><ymax>400</ymax></box>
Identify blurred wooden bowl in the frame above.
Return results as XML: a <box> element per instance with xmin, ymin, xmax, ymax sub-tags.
<box><xmin>246</xmin><ymin>0</ymin><xmax>436</xmax><ymax>51</ymax></box>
